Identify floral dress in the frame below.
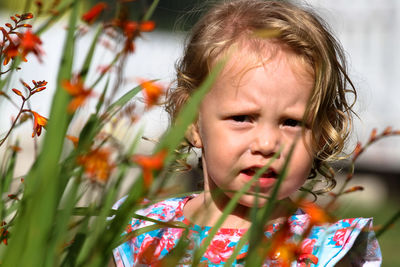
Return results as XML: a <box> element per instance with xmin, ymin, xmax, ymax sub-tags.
<box><xmin>112</xmin><ymin>196</ymin><xmax>382</xmax><ymax>266</ymax></box>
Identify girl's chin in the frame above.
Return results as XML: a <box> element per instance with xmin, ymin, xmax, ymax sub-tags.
<box><xmin>237</xmin><ymin>195</ymin><xmax>270</xmax><ymax>208</ymax></box>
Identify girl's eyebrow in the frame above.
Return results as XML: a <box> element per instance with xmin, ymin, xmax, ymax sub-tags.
<box><xmin>220</xmin><ymin>105</ymin><xmax>261</xmax><ymax>114</ymax></box>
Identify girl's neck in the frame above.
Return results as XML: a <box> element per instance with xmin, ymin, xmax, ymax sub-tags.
<box><xmin>182</xmin><ymin>192</ymin><xmax>292</xmax><ymax>229</ymax></box>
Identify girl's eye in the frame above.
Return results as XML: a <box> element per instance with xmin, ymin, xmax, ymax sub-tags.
<box><xmin>231</xmin><ymin>115</ymin><xmax>251</xmax><ymax>123</ymax></box>
<box><xmin>283</xmin><ymin>119</ymin><xmax>301</xmax><ymax>127</ymax></box>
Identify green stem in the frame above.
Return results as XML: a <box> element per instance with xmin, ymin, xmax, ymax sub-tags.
<box><xmin>0</xmin><ymin>99</ymin><xmax>27</xmax><ymax>147</ymax></box>
<box><xmin>376</xmin><ymin>209</ymin><xmax>400</xmax><ymax>238</ymax></box>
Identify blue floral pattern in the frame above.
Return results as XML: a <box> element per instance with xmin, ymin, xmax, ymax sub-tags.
<box><xmin>113</xmin><ymin>196</ymin><xmax>382</xmax><ymax>266</ymax></box>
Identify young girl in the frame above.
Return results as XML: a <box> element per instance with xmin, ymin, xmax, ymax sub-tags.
<box><xmin>113</xmin><ymin>0</ymin><xmax>382</xmax><ymax>266</ymax></box>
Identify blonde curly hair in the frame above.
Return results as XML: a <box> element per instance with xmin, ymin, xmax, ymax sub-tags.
<box><xmin>165</xmin><ymin>0</ymin><xmax>356</xmax><ymax>192</ymax></box>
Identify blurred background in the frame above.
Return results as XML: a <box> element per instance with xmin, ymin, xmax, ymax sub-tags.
<box><xmin>0</xmin><ymin>0</ymin><xmax>399</xmax><ymax>266</ymax></box>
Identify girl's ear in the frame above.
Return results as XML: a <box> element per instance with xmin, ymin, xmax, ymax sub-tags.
<box><xmin>185</xmin><ymin>123</ymin><xmax>203</xmax><ymax>148</ymax></box>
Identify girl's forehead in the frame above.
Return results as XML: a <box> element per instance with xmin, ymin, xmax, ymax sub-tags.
<box><xmin>217</xmin><ymin>43</ymin><xmax>314</xmax><ymax>86</ymax></box>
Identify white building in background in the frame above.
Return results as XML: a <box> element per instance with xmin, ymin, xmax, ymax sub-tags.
<box><xmin>308</xmin><ymin>0</ymin><xmax>400</xmax><ymax>172</ymax></box>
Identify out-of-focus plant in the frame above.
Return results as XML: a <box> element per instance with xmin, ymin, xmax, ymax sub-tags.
<box><xmin>0</xmin><ymin>0</ymin><xmax>399</xmax><ymax>266</ymax></box>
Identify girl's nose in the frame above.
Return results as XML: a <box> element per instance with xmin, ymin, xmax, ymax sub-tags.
<box><xmin>249</xmin><ymin>127</ymin><xmax>280</xmax><ymax>156</ymax></box>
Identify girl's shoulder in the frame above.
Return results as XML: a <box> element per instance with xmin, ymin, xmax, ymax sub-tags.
<box><xmin>112</xmin><ymin>195</ymin><xmax>191</xmax><ymax>227</ymax></box>
<box><xmin>112</xmin><ymin>196</ymin><xmax>193</xmax><ymax>267</ymax></box>
<box><xmin>290</xmin><ymin>215</ymin><xmax>382</xmax><ymax>266</ymax></box>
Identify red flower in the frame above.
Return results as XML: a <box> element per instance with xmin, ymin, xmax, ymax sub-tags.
<box><xmin>270</xmin><ymin>242</ymin><xmax>298</xmax><ymax>267</ymax></box>
<box><xmin>111</xmin><ymin>19</ymin><xmax>156</xmax><ymax>53</ymax></box>
<box><xmin>2</xmin><ymin>41</ymin><xmax>20</xmax><ymax>65</ymax></box>
<box><xmin>138</xmin><ymin>79</ymin><xmax>164</xmax><ymax>108</ymax></box>
<box><xmin>0</xmin><ymin>221</ymin><xmax>9</xmax><ymax>245</ymax></box>
<box><xmin>18</xmin><ymin>30</ymin><xmax>43</xmax><ymax>63</ymax></box>
<box><xmin>139</xmin><ymin>21</ymin><xmax>156</xmax><ymax>32</ymax></box>
<box><xmin>82</xmin><ymin>2</ymin><xmax>107</xmax><ymax>24</ymax></box>
<box><xmin>9</xmin><ymin>145</ymin><xmax>22</xmax><ymax>152</ymax></box>
<box><xmin>20</xmin><ymin>31</ymin><xmax>41</xmax><ymax>52</ymax></box>
<box><xmin>132</xmin><ymin>150</ymin><xmax>167</xmax><ymax>188</ymax></box>
<box><xmin>2</xmin><ymin>31</ymin><xmax>43</xmax><ymax>65</ymax></box>
<box><xmin>299</xmin><ymin>201</ymin><xmax>333</xmax><ymax>225</ymax></box>
<box><xmin>343</xmin><ymin>186</ymin><xmax>364</xmax><ymax>194</ymax></box>
<box><xmin>352</xmin><ymin>142</ymin><xmax>363</xmax><ymax>161</ymax></box>
<box><xmin>78</xmin><ymin>147</ymin><xmax>114</xmax><ymax>183</ymax></box>
<box><xmin>28</xmin><ymin>110</ymin><xmax>47</xmax><ymax>137</ymax></box>
<box><xmin>383</xmin><ymin>126</ymin><xmax>393</xmax><ymax>136</ymax></box>
<box><xmin>368</xmin><ymin>128</ymin><xmax>377</xmax><ymax>142</ymax></box>
<box><xmin>66</xmin><ymin>135</ymin><xmax>79</xmax><ymax>148</ymax></box>
<box><xmin>63</xmin><ymin>77</ymin><xmax>94</xmax><ymax>112</ymax></box>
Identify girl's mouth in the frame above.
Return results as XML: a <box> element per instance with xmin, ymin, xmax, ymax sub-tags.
<box><xmin>240</xmin><ymin>167</ymin><xmax>278</xmax><ymax>187</ymax></box>
<box><xmin>241</xmin><ymin>167</ymin><xmax>277</xmax><ymax>178</ymax></box>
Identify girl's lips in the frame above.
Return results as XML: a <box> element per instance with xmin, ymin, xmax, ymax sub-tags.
<box><xmin>240</xmin><ymin>167</ymin><xmax>277</xmax><ymax>187</ymax></box>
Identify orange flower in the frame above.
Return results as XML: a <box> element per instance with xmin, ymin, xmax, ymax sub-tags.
<box><xmin>63</xmin><ymin>77</ymin><xmax>94</xmax><ymax>113</ymax></box>
<box><xmin>12</xmin><ymin>88</ymin><xmax>25</xmax><ymax>100</ymax></box>
<box><xmin>267</xmin><ymin>222</ymin><xmax>295</xmax><ymax>266</ymax></box>
<box><xmin>383</xmin><ymin>126</ymin><xmax>393</xmax><ymax>136</ymax></box>
<box><xmin>132</xmin><ymin>150</ymin><xmax>167</xmax><ymax>188</ymax></box>
<box><xmin>270</xmin><ymin>242</ymin><xmax>298</xmax><ymax>267</ymax></box>
<box><xmin>138</xmin><ymin>79</ymin><xmax>164</xmax><ymax>108</ymax></box>
<box><xmin>78</xmin><ymin>148</ymin><xmax>114</xmax><ymax>183</ymax></box>
<box><xmin>9</xmin><ymin>145</ymin><xmax>22</xmax><ymax>152</ymax></box>
<box><xmin>368</xmin><ymin>128</ymin><xmax>377</xmax><ymax>143</ymax></box>
<box><xmin>8</xmin><ymin>194</ymin><xmax>19</xmax><ymax>200</ymax></box>
<box><xmin>2</xmin><ymin>41</ymin><xmax>20</xmax><ymax>65</ymax></box>
<box><xmin>82</xmin><ymin>2</ymin><xmax>107</xmax><ymax>24</ymax></box>
<box><xmin>2</xmin><ymin>31</ymin><xmax>42</xmax><ymax>65</ymax></box>
<box><xmin>111</xmin><ymin>19</ymin><xmax>156</xmax><ymax>53</ymax></box>
<box><xmin>20</xmin><ymin>30</ymin><xmax>43</xmax><ymax>63</ymax></box>
<box><xmin>66</xmin><ymin>135</ymin><xmax>79</xmax><ymax>148</ymax></box>
<box><xmin>299</xmin><ymin>201</ymin><xmax>333</xmax><ymax>225</ymax></box>
<box><xmin>139</xmin><ymin>21</ymin><xmax>156</xmax><ymax>32</ymax></box>
<box><xmin>343</xmin><ymin>186</ymin><xmax>364</xmax><ymax>194</ymax></box>
<box><xmin>267</xmin><ymin>222</ymin><xmax>320</xmax><ymax>267</ymax></box>
<box><xmin>0</xmin><ymin>221</ymin><xmax>9</xmax><ymax>245</ymax></box>
<box><xmin>28</xmin><ymin>110</ymin><xmax>47</xmax><ymax>137</ymax></box>
<box><xmin>352</xmin><ymin>142</ymin><xmax>363</xmax><ymax>161</ymax></box>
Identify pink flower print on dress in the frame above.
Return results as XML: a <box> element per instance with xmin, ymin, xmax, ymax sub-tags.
<box><xmin>137</xmin><ymin>235</ymin><xmax>162</xmax><ymax>264</ymax></box>
<box><xmin>332</xmin><ymin>228</ymin><xmax>350</xmax><ymax>247</ymax></box>
<box><xmin>204</xmin><ymin>238</ymin><xmax>236</xmax><ymax>264</ymax></box>
<box><xmin>297</xmin><ymin>239</ymin><xmax>318</xmax><ymax>267</ymax></box>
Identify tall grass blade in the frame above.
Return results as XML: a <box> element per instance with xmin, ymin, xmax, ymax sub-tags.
<box><xmin>80</xmin><ymin>26</ymin><xmax>102</xmax><ymax>81</ymax></box>
<box><xmin>35</xmin><ymin>0</ymin><xmax>74</xmax><ymax>35</ymax></box>
<box><xmin>376</xmin><ymin>209</ymin><xmax>400</xmax><ymax>238</ymax></box>
<box><xmin>2</xmin><ymin>1</ymin><xmax>79</xmax><ymax>265</ymax></box>
<box><xmin>142</xmin><ymin>0</ymin><xmax>160</xmax><ymax>21</ymax></box>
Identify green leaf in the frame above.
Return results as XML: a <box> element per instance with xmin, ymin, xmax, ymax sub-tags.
<box><xmin>105</xmin><ymin>85</ymin><xmax>142</xmax><ymax>114</ymax></box>
<box><xmin>2</xmin><ymin>1</ymin><xmax>79</xmax><ymax>266</ymax></box>
<box><xmin>95</xmin><ymin>76</ymin><xmax>110</xmax><ymax>115</ymax></box>
<box><xmin>35</xmin><ymin>0</ymin><xmax>74</xmax><ymax>36</ymax></box>
<box><xmin>80</xmin><ymin>26</ymin><xmax>103</xmax><ymax>81</ymax></box>
<box><xmin>76</xmin><ymin>84</ymin><xmax>142</xmax><ymax>151</ymax></box>
<box><xmin>376</xmin><ymin>209</ymin><xmax>400</xmax><ymax>238</ymax></box>
<box><xmin>1</xmin><ymin>143</ymin><xmax>18</xmax><ymax>195</ymax></box>
<box><xmin>142</xmin><ymin>0</ymin><xmax>160</xmax><ymax>21</ymax></box>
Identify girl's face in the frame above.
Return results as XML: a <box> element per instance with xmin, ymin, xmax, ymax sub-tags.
<box><xmin>191</xmin><ymin>48</ymin><xmax>315</xmax><ymax>209</ymax></box>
